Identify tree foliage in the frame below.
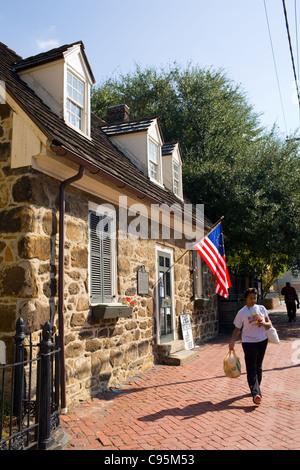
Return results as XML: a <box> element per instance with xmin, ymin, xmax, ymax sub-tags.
<box><xmin>92</xmin><ymin>64</ymin><xmax>300</xmax><ymax>286</ymax></box>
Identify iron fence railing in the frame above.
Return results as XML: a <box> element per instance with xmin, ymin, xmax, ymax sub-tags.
<box><xmin>0</xmin><ymin>318</ymin><xmax>60</xmax><ymax>450</ymax></box>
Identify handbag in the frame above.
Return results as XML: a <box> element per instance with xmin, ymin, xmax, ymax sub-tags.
<box><xmin>265</xmin><ymin>325</ymin><xmax>280</xmax><ymax>344</ymax></box>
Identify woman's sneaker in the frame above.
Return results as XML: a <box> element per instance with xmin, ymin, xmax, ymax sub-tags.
<box><xmin>253</xmin><ymin>395</ymin><xmax>262</xmax><ymax>405</ymax></box>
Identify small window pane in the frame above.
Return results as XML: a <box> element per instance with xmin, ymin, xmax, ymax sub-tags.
<box><xmin>173</xmin><ymin>163</ymin><xmax>179</xmax><ymax>180</ymax></box>
<box><xmin>150</xmin><ymin>162</ymin><xmax>157</xmax><ymax>180</ymax></box>
<box><xmin>78</xmin><ymin>81</ymin><xmax>84</xmax><ymax>94</ymax></box>
<box><xmin>77</xmin><ymin>93</ymin><xmax>83</xmax><ymax>106</ymax></box>
<box><xmin>149</xmin><ymin>141</ymin><xmax>158</xmax><ymax>163</ymax></box>
<box><xmin>66</xmin><ymin>71</ymin><xmax>84</xmax><ymax>130</ymax></box>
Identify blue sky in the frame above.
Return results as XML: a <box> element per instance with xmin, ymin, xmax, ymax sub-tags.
<box><xmin>1</xmin><ymin>0</ymin><xmax>300</xmax><ymax>137</ymax></box>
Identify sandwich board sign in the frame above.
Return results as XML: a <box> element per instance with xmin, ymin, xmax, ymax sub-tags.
<box><xmin>180</xmin><ymin>313</ymin><xmax>194</xmax><ymax>350</ymax></box>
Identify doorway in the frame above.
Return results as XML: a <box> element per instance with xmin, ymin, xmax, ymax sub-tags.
<box><xmin>156</xmin><ymin>248</ymin><xmax>175</xmax><ymax>343</ymax></box>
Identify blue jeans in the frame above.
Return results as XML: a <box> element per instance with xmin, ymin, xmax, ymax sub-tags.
<box><xmin>242</xmin><ymin>339</ymin><xmax>268</xmax><ymax>398</ymax></box>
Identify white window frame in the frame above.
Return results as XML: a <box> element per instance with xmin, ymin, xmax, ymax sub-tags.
<box><xmin>148</xmin><ymin>138</ymin><xmax>163</xmax><ymax>185</ymax></box>
<box><xmin>155</xmin><ymin>245</ymin><xmax>176</xmax><ymax>343</ymax></box>
<box><xmin>172</xmin><ymin>157</ymin><xmax>183</xmax><ymax>199</ymax></box>
<box><xmin>88</xmin><ymin>202</ymin><xmax>118</xmax><ymax>305</ymax></box>
<box><xmin>66</xmin><ymin>71</ymin><xmax>84</xmax><ymax>130</ymax></box>
<box><xmin>64</xmin><ymin>67</ymin><xmax>91</xmax><ymax>137</ymax></box>
<box><xmin>173</xmin><ymin>160</ymin><xmax>179</xmax><ymax>196</ymax></box>
<box><xmin>192</xmin><ymin>250</ymin><xmax>210</xmax><ymax>300</ymax></box>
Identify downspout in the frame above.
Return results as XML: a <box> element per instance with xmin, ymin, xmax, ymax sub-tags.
<box><xmin>58</xmin><ymin>165</ymin><xmax>85</xmax><ymax>413</ymax></box>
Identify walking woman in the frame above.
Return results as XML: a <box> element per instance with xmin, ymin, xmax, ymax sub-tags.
<box><xmin>229</xmin><ymin>288</ymin><xmax>272</xmax><ymax>405</ymax></box>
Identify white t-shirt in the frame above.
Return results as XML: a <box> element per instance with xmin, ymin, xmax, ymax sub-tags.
<box><xmin>233</xmin><ymin>304</ymin><xmax>269</xmax><ymax>343</ymax></box>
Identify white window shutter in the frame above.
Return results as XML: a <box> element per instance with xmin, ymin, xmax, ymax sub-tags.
<box><xmin>102</xmin><ymin>218</ymin><xmax>113</xmax><ymax>303</ymax></box>
<box><xmin>89</xmin><ymin>211</ymin><xmax>113</xmax><ymax>303</ymax></box>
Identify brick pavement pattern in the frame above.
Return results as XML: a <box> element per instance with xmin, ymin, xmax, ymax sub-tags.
<box><xmin>61</xmin><ymin>310</ymin><xmax>300</xmax><ymax>450</ymax></box>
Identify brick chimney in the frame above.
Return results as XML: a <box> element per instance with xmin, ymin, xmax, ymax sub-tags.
<box><xmin>107</xmin><ymin>104</ymin><xmax>130</xmax><ymax>124</ymax></box>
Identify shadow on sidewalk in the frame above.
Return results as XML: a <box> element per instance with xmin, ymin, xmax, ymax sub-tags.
<box><xmin>94</xmin><ymin>311</ymin><xmax>299</xmax><ymax>403</ymax></box>
<box><xmin>138</xmin><ymin>393</ymin><xmax>257</xmax><ymax>422</ymax></box>
<box><xmin>100</xmin><ymin>361</ymin><xmax>299</xmax><ymax>402</ymax></box>
<box><xmin>268</xmin><ymin>311</ymin><xmax>300</xmax><ymax>341</ymax></box>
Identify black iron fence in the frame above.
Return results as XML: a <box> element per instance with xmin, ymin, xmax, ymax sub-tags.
<box><xmin>0</xmin><ymin>318</ymin><xmax>60</xmax><ymax>450</ymax></box>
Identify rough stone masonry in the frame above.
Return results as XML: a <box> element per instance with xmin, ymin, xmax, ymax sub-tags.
<box><xmin>0</xmin><ymin>102</ymin><xmax>218</xmax><ymax>407</ymax></box>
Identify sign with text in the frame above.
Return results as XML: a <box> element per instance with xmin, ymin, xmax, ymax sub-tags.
<box><xmin>180</xmin><ymin>313</ymin><xmax>194</xmax><ymax>350</ymax></box>
<box><xmin>137</xmin><ymin>265</ymin><xmax>149</xmax><ymax>295</ymax></box>
<box><xmin>0</xmin><ymin>340</ymin><xmax>6</xmax><ymax>365</ymax></box>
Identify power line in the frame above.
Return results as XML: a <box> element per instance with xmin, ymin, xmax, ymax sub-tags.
<box><xmin>282</xmin><ymin>0</ymin><xmax>300</xmax><ymax>111</ymax></box>
<box><xmin>294</xmin><ymin>0</ymin><xmax>300</xmax><ymax>124</ymax></box>
<box><xmin>295</xmin><ymin>0</ymin><xmax>299</xmax><ymax>80</ymax></box>
<box><xmin>263</xmin><ymin>0</ymin><xmax>288</xmax><ymax>134</ymax></box>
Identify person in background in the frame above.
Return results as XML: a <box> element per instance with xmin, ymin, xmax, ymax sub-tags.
<box><xmin>281</xmin><ymin>282</ymin><xmax>299</xmax><ymax>322</ymax></box>
<box><xmin>229</xmin><ymin>288</ymin><xmax>272</xmax><ymax>405</ymax></box>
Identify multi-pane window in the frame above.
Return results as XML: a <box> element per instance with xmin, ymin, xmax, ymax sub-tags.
<box><xmin>89</xmin><ymin>210</ymin><xmax>116</xmax><ymax>304</ymax></box>
<box><xmin>173</xmin><ymin>161</ymin><xmax>179</xmax><ymax>196</ymax></box>
<box><xmin>66</xmin><ymin>71</ymin><xmax>84</xmax><ymax>130</ymax></box>
<box><xmin>148</xmin><ymin>140</ymin><xmax>159</xmax><ymax>181</ymax></box>
<box><xmin>192</xmin><ymin>251</ymin><xmax>209</xmax><ymax>299</ymax></box>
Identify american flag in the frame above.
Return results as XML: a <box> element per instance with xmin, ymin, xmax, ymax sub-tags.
<box><xmin>194</xmin><ymin>223</ymin><xmax>231</xmax><ymax>299</ymax></box>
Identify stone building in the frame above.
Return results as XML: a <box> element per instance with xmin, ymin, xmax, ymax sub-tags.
<box><xmin>0</xmin><ymin>41</ymin><xmax>218</xmax><ymax>408</ymax></box>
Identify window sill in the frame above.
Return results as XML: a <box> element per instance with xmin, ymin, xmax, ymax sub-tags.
<box><xmin>173</xmin><ymin>192</ymin><xmax>184</xmax><ymax>202</ymax></box>
<box><xmin>91</xmin><ymin>303</ymin><xmax>133</xmax><ymax>319</ymax></box>
<box><xmin>65</xmin><ymin>120</ymin><xmax>92</xmax><ymax>141</ymax></box>
<box><xmin>148</xmin><ymin>176</ymin><xmax>164</xmax><ymax>188</ymax></box>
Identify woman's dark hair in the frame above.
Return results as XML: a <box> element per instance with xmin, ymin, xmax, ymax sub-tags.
<box><xmin>243</xmin><ymin>287</ymin><xmax>258</xmax><ymax>299</ymax></box>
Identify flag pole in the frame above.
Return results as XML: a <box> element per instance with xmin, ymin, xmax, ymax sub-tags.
<box><xmin>152</xmin><ymin>216</ymin><xmax>224</xmax><ymax>289</ymax></box>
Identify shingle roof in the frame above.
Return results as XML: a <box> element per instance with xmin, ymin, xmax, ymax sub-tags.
<box><xmin>162</xmin><ymin>142</ymin><xmax>184</xmax><ymax>164</ymax></box>
<box><xmin>162</xmin><ymin>143</ymin><xmax>177</xmax><ymax>155</ymax></box>
<box><xmin>101</xmin><ymin>118</ymin><xmax>155</xmax><ymax>136</ymax></box>
<box><xmin>13</xmin><ymin>41</ymin><xmax>96</xmax><ymax>83</ymax></box>
<box><xmin>0</xmin><ymin>41</ymin><xmax>211</xmax><ymax>228</ymax></box>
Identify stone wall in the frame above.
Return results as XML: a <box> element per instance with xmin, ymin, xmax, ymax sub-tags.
<box><xmin>173</xmin><ymin>251</ymin><xmax>218</xmax><ymax>343</ymax></box>
<box><xmin>0</xmin><ymin>103</ymin><xmax>218</xmax><ymax>407</ymax></box>
<box><xmin>0</xmin><ymin>103</ymin><xmax>59</xmax><ymax>358</ymax></box>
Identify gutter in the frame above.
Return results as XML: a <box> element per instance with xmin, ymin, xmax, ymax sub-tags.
<box><xmin>50</xmin><ymin>143</ymin><xmax>159</xmax><ymax>205</ymax></box>
<box><xmin>58</xmin><ymin>165</ymin><xmax>85</xmax><ymax>413</ymax></box>
<box><xmin>50</xmin><ymin>142</ymin><xmax>212</xmax><ymax>229</ymax></box>
<box><xmin>51</xmin><ymin>141</ymin><xmax>160</xmax><ymax>412</ymax></box>
<box><xmin>52</xmin><ymin>140</ymin><xmax>157</xmax><ymax>414</ymax></box>
<box><xmin>51</xmin><ymin>141</ymin><xmax>210</xmax><ymax>411</ymax></box>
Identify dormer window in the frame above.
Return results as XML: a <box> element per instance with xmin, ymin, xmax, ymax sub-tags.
<box><xmin>14</xmin><ymin>42</ymin><xmax>95</xmax><ymax>138</ymax></box>
<box><xmin>172</xmin><ymin>158</ymin><xmax>183</xmax><ymax>198</ymax></box>
<box><xmin>148</xmin><ymin>138</ymin><xmax>162</xmax><ymax>185</ymax></box>
<box><xmin>148</xmin><ymin>139</ymin><xmax>159</xmax><ymax>180</ymax></box>
<box><xmin>101</xmin><ymin>112</ymin><xmax>165</xmax><ymax>187</ymax></box>
<box><xmin>173</xmin><ymin>161</ymin><xmax>180</xmax><ymax>196</ymax></box>
<box><xmin>66</xmin><ymin>71</ymin><xmax>84</xmax><ymax>130</ymax></box>
<box><xmin>161</xmin><ymin>142</ymin><xmax>183</xmax><ymax>199</ymax></box>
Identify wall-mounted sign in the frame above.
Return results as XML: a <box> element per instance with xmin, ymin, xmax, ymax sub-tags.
<box><xmin>0</xmin><ymin>340</ymin><xmax>6</xmax><ymax>365</ymax></box>
<box><xmin>137</xmin><ymin>265</ymin><xmax>149</xmax><ymax>295</ymax></box>
<box><xmin>180</xmin><ymin>313</ymin><xmax>194</xmax><ymax>350</ymax></box>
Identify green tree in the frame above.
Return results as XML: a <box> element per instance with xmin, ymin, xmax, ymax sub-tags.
<box><xmin>92</xmin><ymin>64</ymin><xmax>300</xmax><ymax>287</ymax></box>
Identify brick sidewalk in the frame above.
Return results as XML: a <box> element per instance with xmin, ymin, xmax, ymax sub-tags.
<box><xmin>61</xmin><ymin>310</ymin><xmax>300</xmax><ymax>450</ymax></box>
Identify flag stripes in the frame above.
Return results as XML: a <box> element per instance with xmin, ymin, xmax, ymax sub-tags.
<box><xmin>194</xmin><ymin>223</ymin><xmax>231</xmax><ymax>299</ymax></box>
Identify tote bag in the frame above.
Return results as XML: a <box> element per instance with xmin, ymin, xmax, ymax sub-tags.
<box><xmin>265</xmin><ymin>326</ymin><xmax>280</xmax><ymax>344</ymax></box>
